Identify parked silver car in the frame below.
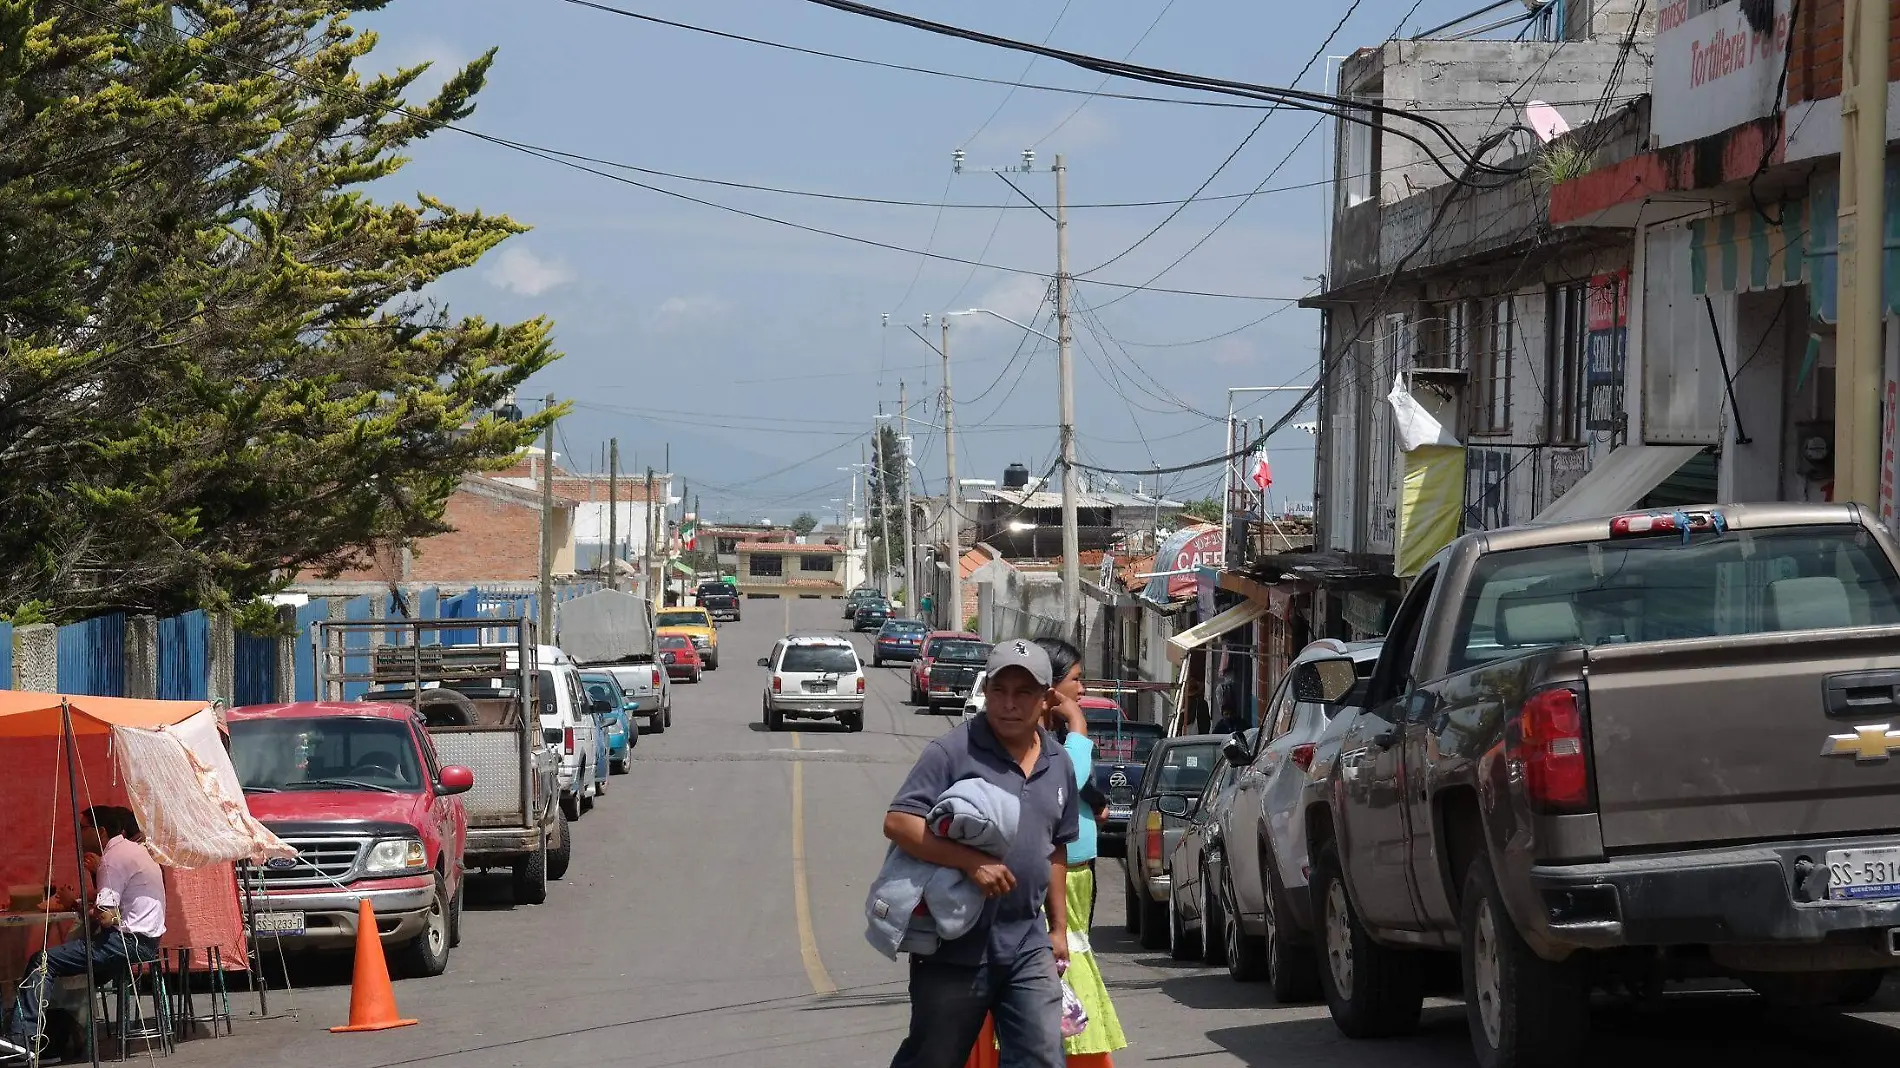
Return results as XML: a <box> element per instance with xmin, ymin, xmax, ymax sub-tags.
<box><xmin>1166</xmin><ymin>733</ymin><xmax>1255</xmax><ymax>962</ymax></box>
<box><xmin>1122</xmin><ymin>734</ymin><xmax>1225</xmax><ymax>951</ymax></box>
<box><xmin>1215</xmin><ymin>639</ymin><xmax>1382</xmax><ymax>997</ymax></box>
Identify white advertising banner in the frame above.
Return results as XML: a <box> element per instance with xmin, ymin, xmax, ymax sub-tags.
<box><xmin>1652</xmin><ymin>0</ymin><xmax>1792</xmax><ymax>148</ymax></box>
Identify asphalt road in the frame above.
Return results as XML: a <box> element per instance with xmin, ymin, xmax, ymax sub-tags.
<box><xmin>188</xmin><ymin>598</ymin><xmax>1900</xmax><ymax>1068</ymax></box>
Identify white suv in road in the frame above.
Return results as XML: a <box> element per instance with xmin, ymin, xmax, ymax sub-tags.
<box><xmin>760</xmin><ymin>635</ymin><xmax>866</xmax><ymax>733</ymax></box>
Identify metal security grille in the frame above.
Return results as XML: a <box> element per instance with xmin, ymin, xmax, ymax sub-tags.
<box><xmin>248</xmin><ymin>837</ymin><xmax>365</xmax><ymax>889</ymax></box>
<box><xmin>433</xmin><ymin>731</ymin><xmax>525</xmax><ymax>828</ymax></box>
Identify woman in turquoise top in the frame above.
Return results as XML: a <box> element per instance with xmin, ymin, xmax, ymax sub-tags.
<box><xmin>1034</xmin><ymin>638</ymin><xmax>1126</xmax><ymax>1065</ymax></box>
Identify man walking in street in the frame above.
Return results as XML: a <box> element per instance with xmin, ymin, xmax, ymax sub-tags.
<box><xmin>884</xmin><ymin>640</ymin><xmax>1079</xmax><ymax>1068</ymax></box>
<box><xmin>1</xmin><ymin>806</ymin><xmax>167</xmax><ymax>1064</ymax></box>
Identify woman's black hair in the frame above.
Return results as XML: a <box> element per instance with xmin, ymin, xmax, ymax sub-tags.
<box><xmin>1031</xmin><ymin>637</ymin><xmax>1083</xmax><ymax>685</ymax></box>
<box><xmin>1031</xmin><ymin>637</ymin><xmax>1085</xmax><ymax>740</ymax></box>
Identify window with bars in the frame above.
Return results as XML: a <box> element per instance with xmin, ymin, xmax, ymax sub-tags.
<box><xmin>1417</xmin><ymin>301</ymin><xmax>1467</xmax><ymax>369</ymax></box>
<box><xmin>1467</xmin><ymin>297</ymin><xmax>1514</xmax><ymax>435</ymax></box>
<box><xmin>1547</xmin><ymin>283</ymin><xmax>1590</xmax><ymax>445</ymax></box>
<box><xmin>749</xmin><ymin>553</ymin><xmax>783</xmax><ymax>577</ymax></box>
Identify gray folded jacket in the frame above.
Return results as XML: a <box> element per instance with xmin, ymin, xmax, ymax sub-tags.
<box><xmin>864</xmin><ymin>777</ymin><xmax>1021</xmax><ymax>960</ymax></box>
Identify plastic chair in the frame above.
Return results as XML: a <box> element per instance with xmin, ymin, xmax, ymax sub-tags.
<box><xmin>166</xmin><ymin>947</ymin><xmax>232</xmax><ymax>1039</ymax></box>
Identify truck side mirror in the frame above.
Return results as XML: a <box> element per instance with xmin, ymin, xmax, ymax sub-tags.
<box><xmin>757</xmin><ymin>657</ymin><xmax>770</xmax><ymax>668</ymax></box>
<box><xmin>1156</xmin><ymin>794</ymin><xmax>1195</xmax><ymax>819</ymax></box>
<box><xmin>1221</xmin><ymin>736</ymin><xmax>1252</xmax><ymax>767</ymax></box>
<box><xmin>589</xmin><ymin>696</ymin><xmax>613</xmax><ymax>713</ymax></box>
<box><xmin>1293</xmin><ymin>657</ymin><xmax>1359</xmax><ymax>705</ymax></box>
<box><xmin>437</xmin><ymin>766</ymin><xmax>475</xmax><ymax>796</ymax></box>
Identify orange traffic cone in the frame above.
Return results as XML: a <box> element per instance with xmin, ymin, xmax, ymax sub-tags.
<box><xmin>329</xmin><ymin>899</ymin><xmax>419</xmax><ymax>1033</ymax></box>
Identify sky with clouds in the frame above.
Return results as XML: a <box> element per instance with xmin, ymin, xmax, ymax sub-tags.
<box><xmin>358</xmin><ymin>0</ymin><xmax>1497</xmax><ymax>524</ymax></box>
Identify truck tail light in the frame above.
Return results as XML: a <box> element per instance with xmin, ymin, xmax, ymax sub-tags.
<box><xmin>562</xmin><ymin>727</ymin><xmax>575</xmax><ymax>755</ymax></box>
<box><xmin>1144</xmin><ymin>809</ymin><xmax>1164</xmax><ymax>873</ymax></box>
<box><xmin>772</xmin><ymin>675</ymin><xmax>783</xmax><ymax>693</ymax></box>
<box><xmin>1512</xmin><ymin>687</ymin><xmax>1590</xmax><ymax>812</ymax></box>
<box><xmin>651</xmin><ymin>667</ymin><xmax>660</xmax><ymax>688</ymax></box>
<box><xmin>856</xmin><ymin>677</ymin><xmax>866</xmax><ymax>695</ymax></box>
<box><xmin>1290</xmin><ymin>743</ymin><xmax>1317</xmax><ymax>772</ymax></box>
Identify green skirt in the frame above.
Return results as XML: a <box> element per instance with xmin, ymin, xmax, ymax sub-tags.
<box><xmin>1060</xmin><ymin>866</ymin><xmax>1126</xmax><ymax>1056</ymax></box>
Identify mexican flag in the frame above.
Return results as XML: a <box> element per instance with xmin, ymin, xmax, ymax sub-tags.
<box><xmin>679</xmin><ymin>517</ymin><xmax>698</xmax><ymax>551</ymax></box>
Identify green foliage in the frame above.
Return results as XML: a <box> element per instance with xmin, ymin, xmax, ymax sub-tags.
<box><xmin>0</xmin><ymin>1</ymin><xmax>560</xmax><ymax>619</ymax></box>
<box><xmin>790</xmin><ymin>513</ymin><xmax>819</xmax><ymax>536</ymax></box>
<box><xmin>1181</xmin><ymin>497</ymin><xmax>1223</xmax><ymax>524</ymax></box>
<box><xmin>232</xmin><ymin>599</ymin><xmax>293</xmax><ymax>638</ymax></box>
<box><xmin>2</xmin><ymin>601</ymin><xmax>53</xmax><ymax>626</ymax></box>
<box><xmin>1531</xmin><ymin>140</ymin><xmax>1594</xmax><ymax>186</ymax></box>
<box><xmin>868</xmin><ymin>424</ymin><xmax>909</xmax><ymax>561</ymax></box>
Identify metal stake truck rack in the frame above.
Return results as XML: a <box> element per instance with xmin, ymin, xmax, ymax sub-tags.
<box><xmin>314</xmin><ymin>616</ymin><xmax>561</xmax><ymax>905</ymax></box>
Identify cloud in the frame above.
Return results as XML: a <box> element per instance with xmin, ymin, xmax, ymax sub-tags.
<box><xmin>651</xmin><ymin>294</ymin><xmax>735</xmax><ymax>326</ymax></box>
<box><xmin>485</xmin><ymin>246</ymin><xmax>576</xmax><ymax>297</ymax></box>
<box><xmin>964</xmin><ymin>275</ymin><xmax>1051</xmax><ymax>329</ymax></box>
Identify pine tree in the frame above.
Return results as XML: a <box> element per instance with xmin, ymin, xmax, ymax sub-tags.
<box><xmin>0</xmin><ymin>1</ymin><xmax>560</xmax><ymax>617</ymax></box>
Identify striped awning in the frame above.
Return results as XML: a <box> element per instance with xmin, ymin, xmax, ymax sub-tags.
<box><xmin>1689</xmin><ymin>201</ymin><xmax>1808</xmax><ymax>299</ymax></box>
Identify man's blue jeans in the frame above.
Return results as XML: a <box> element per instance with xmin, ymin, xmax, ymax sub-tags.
<box><xmin>889</xmin><ymin>946</ymin><xmax>1063</xmax><ymax>1068</ymax></box>
<box><xmin>7</xmin><ymin>930</ymin><xmax>157</xmax><ymax>1046</ymax></box>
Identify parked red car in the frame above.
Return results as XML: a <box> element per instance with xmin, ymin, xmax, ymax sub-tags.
<box><xmin>227</xmin><ymin>701</ymin><xmax>471</xmax><ymax>977</ymax></box>
<box><xmin>658</xmin><ymin>631</ymin><xmax>704</xmax><ymax>683</ymax></box>
<box><xmin>908</xmin><ymin>631</ymin><xmax>983</xmax><ymax>706</ymax></box>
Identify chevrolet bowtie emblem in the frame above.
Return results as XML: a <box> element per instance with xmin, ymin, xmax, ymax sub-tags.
<box><xmin>1820</xmin><ymin>724</ymin><xmax>1900</xmax><ymax>762</ymax></box>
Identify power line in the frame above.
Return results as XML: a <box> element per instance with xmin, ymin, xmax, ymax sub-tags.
<box><xmin>1078</xmin><ymin>0</ymin><xmax>1366</xmax><ymax>276</ymax></box>
<box><xmin>1034</xmin><ymin>0</ymin><xmax>1179</xmax><ymax>147</ymax></box>
<box><xmin>963</xmin><ymin>0</ymin><xmax>1075</xmax><ymax>148</ymax></box>
<box><xmin>788</xmin><ymin>0</ymin><xmax>1528</xmax><ymax>187</ymax></box>
<box><xmin>547</xmin><ymin>0</ymin><xmax>1291</xmax><ymax>112</ymax></box>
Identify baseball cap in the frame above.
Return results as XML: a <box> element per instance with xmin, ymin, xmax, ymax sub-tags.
<box><xmin>985</xmin><ymin>638</ymin><xmax>1053</xmax><ymax>687</ymax></box>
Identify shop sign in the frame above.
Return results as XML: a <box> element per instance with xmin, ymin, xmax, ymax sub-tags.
<box><xmin>1653</xmin><ymin>0</ymin><xmax>1791</xmax><ymax>148</ymax></box>
<box><xmin>1586</xmin><ymin>271</ymin><xmax>1628</xmax><ymax>432</ymax></box>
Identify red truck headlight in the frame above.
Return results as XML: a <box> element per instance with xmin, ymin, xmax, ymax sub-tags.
<box><xmin>364</xmin><ymin>837</ymin><xmax>428</xmax><ymax>874</ymax></box>
<box><xmin>856</xmin><ymin>676</ymin><xmax>866</xmax><ymax>695</ymax></box>
<box><xmin>1512</xmin><ymin>687</ymin><xmax>1591</xmax><ymax>812</ymax></box>
<box><xmin>772</xmin><ymin>675</ymin><xmax>783</xmax><ymax>693</ymax></box>
<box><xmin>563</xmin><ymin>726</ymin><xmax>575</xmax><ymax>755</ymax></box>
<box><xmin>651</xmin><ymin>667</ymin><xmax>660</xmax><ymax>687</ymax></box>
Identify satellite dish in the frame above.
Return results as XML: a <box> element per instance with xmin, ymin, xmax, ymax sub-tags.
<box><xmin>1524</xmin><ymin>101</ymin><xmax>1571</xmax><ymax>143</ymax></box>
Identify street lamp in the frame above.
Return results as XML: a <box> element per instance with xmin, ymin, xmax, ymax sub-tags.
<box><xmin>947</xmin><ymin>307</ymin><xmax>1079</xmax><ymax>637</ymax></box>
<box><xmin>1009</xmin><ymin>520</ymin><xmax>1041</xmax><ymax>560</ymax></box>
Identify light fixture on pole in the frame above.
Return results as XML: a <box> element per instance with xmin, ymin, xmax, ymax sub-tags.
<box><xmin>1009</xmin><ymin>520</ymin><xmax>1041</xmax><ymax>561</ymax></box>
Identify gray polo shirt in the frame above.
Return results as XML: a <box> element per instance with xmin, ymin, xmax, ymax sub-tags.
<box><xmin>889</xmin><ymin>715</ymin><xmax>1079</xmax><ymax>967</ymax></box>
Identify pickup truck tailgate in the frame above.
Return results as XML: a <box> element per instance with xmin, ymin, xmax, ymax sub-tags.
<box><xmin>1587</xmin><ymin>627</ymin><xmax>1900</xmax><ymax>851</ymax></box>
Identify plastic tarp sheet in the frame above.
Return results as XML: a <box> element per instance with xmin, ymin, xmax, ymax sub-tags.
<box><xmin>1532</xmin><ymin>444</ymin><xmax>1704</xmax><ymax>524</ymax></box>
<box><xmin>111</xmin><ymin>708</ymin><xmax>292</xmax><ymax>869</ymax></box>
<box><xmin>1396</xmin><ymin>446</ymin><xmax>1466</xmax><ymax>578</ymax></box>
<box><xmin>557</xmin><ymin>589</ymin><xmax>655</xmax><ymax>664</ymax></box>
<box><xmin>1165</xmin><ymin>601</ymin><xmax>1267</xmax><ymax>665</ymax></box>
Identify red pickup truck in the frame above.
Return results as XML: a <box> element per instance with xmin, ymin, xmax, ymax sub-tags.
<box><xmin>228</xmin><ymin>701</ymin><xmax>472</xmax><ymax>977</ymax></box>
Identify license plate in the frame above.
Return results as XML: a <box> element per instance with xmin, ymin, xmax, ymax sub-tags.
<box><xmin>1827</xmin><ymin>847</ymin><xmax>1900</xmax><ymax>900</ymax></box>
<box><xmin>804</xmin><ymin>682</ymin><xmax>835</xmax><ymax>693</ymax></box>
<box><xmin>251</xmin><ymin>911</ymin><xmax>305</xmax><ymax>936</ymax></box>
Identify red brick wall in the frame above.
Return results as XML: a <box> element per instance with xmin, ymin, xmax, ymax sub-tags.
<box><xmin>1787</xmin><ymin>0</ymin><xmax>1900</xmax><ymax>105</ymax></box>
<box><xmin>316</xmin><ymin>492</ymin><xmax>546</xmax><ymax>583</ymax></box>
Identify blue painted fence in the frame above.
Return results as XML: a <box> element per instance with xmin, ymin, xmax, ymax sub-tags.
<box><xmin>156</xmin><ymin>611</ymin><xmax>209</xmax><ymax>702</ymax></box>
<box><xmin>0</xmin><ymin>622</ymin><xmax>12</xmax><ymax>690</ymax></box>
<box><xmin>57</xmin><ymin>613</ymin><xmax>126</xmax><ymax>697</ymax></box>
<box><xmin>233</xmin><ymin>632</ymin><xmax>277</xmax><ymax>707</ymax></box>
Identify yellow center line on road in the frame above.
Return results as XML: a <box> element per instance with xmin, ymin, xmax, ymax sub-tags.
<box><xmin>789</xmin><ymin>730</ymin><xmax>838</xmax><ymax>996</ymax></box>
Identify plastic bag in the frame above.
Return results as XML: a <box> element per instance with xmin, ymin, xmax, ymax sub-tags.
<box><xmin>1059</xmin><ymin>976</ymin><xmax>1089</xmax><ymax>1039</ymax></box>
<box><xmin>1387</xmin><ymin>374</ymin><xmax>1460</xmax><ymax>451</ymax></box>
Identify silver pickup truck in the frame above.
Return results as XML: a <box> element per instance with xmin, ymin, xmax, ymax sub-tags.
<box><xmin>1298</xmin><ymin>503</ymin><xmax>1900</xmax><ymax>1068</ymax></box>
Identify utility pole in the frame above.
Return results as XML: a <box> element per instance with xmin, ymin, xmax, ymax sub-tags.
<box><xmin>1053</xmin><ymin>153</ymin><xmax>1080</xmax><ymax>643</ymax></box>
<box><xmin>607</xmin><ymin>439</ymin><xmax>619</xmax><ymax>591</ymax></box>
<box><xmin>538</xmin><ymin>394</ymin><xmax>556</xmax><ymax>639</ymax></box>
<box><xmin>1838</xmin><ymin>0</ymin><xmax>1890</xmax><ymax>508</ymax></box>
<box><xmin>874</xmin><ymin>414</ymin><xmax>894</xmax><ymax>600</ymax></box>
<box><xmin>677</xmin><ymin>477</ymin><xmax>689</xmax><ymax>606</ymax></box>
<box><xmin>644</xmin><ymin>467</ymin><xmax>656</xmax><ymax>611</ymax></box>
<box><xmin>942</xmin><ymin>321</ymin><xmax>961</xmax><ymax>633</ymax></box>
<box><xmin>900</xmin><ymin>380</ymin><xmax>917</xmax><ymax>620</ymax></box>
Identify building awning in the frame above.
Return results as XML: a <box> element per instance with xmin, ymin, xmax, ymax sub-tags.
<box><xmin>1533</xmin><ymin>444</ymin><xmax>1705</xmax><ymax>525</ymax></box>
<box><xmin>1166</xmin><ymin>600</ymin><xmax>1267</xmax><ymax>665</ymax></box>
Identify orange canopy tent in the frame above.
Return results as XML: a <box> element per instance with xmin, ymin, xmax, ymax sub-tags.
<box><xmin>0</xmin><ymin>691</ymin><xmax>210</xmax><ymax>738</ymax></box>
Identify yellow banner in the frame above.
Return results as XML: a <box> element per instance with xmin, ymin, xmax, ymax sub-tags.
<box><xmin>1397</xmin><ymin>445</ymin><xmax>1465</xmax><ymax>577</ymax></box>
